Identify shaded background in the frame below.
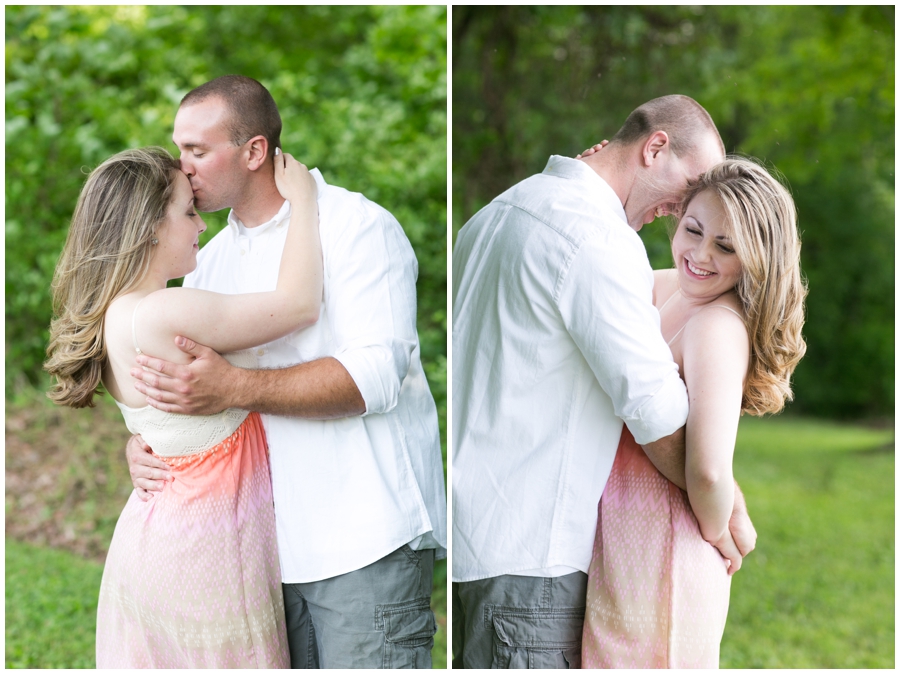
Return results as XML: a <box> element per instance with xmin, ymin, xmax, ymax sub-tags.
<box><xmin>5</xmin><ymin>5</ymin><xmax>447</xmax><ymax>667</ymax></box>
<box><xmin>452</xmin><ymin>5</ymin><xmax>893</xmax><ymax>669</ymax></box>
<box><xmin>453</xmin><ymin>4</ymin><xmax>893</xmax><ymax>420</ymax></box>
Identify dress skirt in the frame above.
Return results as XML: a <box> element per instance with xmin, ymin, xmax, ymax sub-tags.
<box><xmin>582</xmin><ymin>426</ymin><xmax>731</xmax><ymax>669</ymax></box>
<box><xmin>96</xmin><ymin>411</ymin><xmax>289</xmax><ymax>668</ymax></box>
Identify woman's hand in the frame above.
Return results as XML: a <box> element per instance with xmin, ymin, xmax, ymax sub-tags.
<box><xmin>576</xmin><ymin>139</ymin><xmax>609</xmax><ymax>159</ymax></box>
<box><xmin>712</xmin><ymin>528</ymin><xmax>743</xmax><ymax>576</ymax></box>
<box><xmin>273</xmin><ymin>150</ymin><xmax>317</xmax><ymax>205</ymax></box>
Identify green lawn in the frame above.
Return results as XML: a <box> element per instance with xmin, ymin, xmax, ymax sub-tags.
<box><xmin>5</xmin><ymin>539</ymin><xmax>103</xmax><ymax>668</ymax></box>
<box><xmin>721</xmin><ymin>416</ymin><xmax>894</xmax><ymax>668</ymax></box>
<box><xmin>5</xmin><ymin>414</ymin><xmax>891</xmax><ymax>668</ymax></box>
<box><xmin>4</xmin><ymin>540</ymin><xmax>448</xmax><ymax>668</ymax></box>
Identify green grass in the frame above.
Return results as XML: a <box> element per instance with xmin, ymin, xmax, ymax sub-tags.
<box><xmin>721</xmin><ymin>416</ymin><xmax>894</xmax><ymax>668</ymax></box>
<box><xmin>5</xmin><ymin>539</ymin><xmax>103</xmax><ymax>668</ymax></box>
<box><xmin>5</xmin><ymin>540</ymin><xmax>448</xmax><ymax>669</ymax></box>
<box><xmin>5</xmin><ymin>405</ymin><xmax>891</xmax><ymax>668</ymax></box>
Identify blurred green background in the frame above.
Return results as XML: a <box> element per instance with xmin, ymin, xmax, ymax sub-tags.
<box><xmin>452</xmin><ymin>5</ymin><xmax>893</xmax><ymax>668</ymax></box>
<box><xmin>453</xmin><ymin>5</ymin><xmax>893</xmax><ymax>419</ymax></box>
<box><xmin>5</xmin><ymin>5</ymin><xmax>447</xmax><ymax>668</ymax></box>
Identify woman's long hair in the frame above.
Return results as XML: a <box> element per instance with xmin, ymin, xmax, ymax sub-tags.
<box><xmin>44</xmin><ymin>147</ymin><xmax>181</xmax><ymax>408</ymax></box>
<box><xmin>678</xmin><ymin>157</ymin><xmax>808</xmax><ymax>416</ymax></box>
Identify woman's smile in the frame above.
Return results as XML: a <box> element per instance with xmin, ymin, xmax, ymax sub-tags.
<box><xmin>684</xmin><ymin>257</ymin><xmax>715</xmax><ymax>278</ymax></box>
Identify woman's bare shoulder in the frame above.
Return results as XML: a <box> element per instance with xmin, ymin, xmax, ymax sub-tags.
<box><xmin>683</xmin><ymin>294</ymin><xmax>750</xmax><ymax>372</ymax></box>
<box><xmin>652</xmin><ymin>268</ymin><xmax>678</xmax><ymax>308</ymax></box>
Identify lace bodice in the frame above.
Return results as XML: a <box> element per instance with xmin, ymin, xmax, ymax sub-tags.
<box><xmin>115</xmin><ymin>350</ymin><xmax>258</xmax><ymax>457</ymax></box>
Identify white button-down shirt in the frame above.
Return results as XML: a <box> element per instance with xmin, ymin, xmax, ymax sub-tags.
<box><xmin>185</xmin><ymin>169</ymin><xmax>447</xmax><ymax>583</ymax></box>
<box><xmin>451</xmin><ymin>155</ymin><xmax>689</xmax><ymax>582</ymax></box>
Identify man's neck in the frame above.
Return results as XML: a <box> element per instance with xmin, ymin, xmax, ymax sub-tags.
<box><xmin>579</xmin><ymin>147</ymin><xmax>635</xmax><ymax>210</ymax></box>
<box><xmin>231</xmin><ymin>179</ymin><xmax>285</xmax><ymax>228</ymax></box>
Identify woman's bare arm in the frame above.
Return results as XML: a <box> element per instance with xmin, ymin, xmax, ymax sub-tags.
<box><xmin>680</xmin><ymin>305</ymin><xmax>749</xmax><ymax>543</ymax></box>
<box><xmin>136</xmin><ymin>153</ymin><xmax>322</xmax><ymax>359</ymax></box>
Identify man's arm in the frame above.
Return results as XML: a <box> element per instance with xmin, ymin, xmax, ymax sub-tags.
<box><xmin>641</xmin><ymin>426</ymin><xmax>687</xmax><ymax>489</ymax></box>
<box><xmin>132</xmin><ymin>202</ymin><xmax>417</xmax><ymax>419</ymax></box>
<box><xmin>131</xmin><ymin>340</ymin><xmax>365</xmax><ymax>418</ymax></box>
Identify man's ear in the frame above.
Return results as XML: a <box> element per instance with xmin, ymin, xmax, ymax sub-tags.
<box><xmin>641</xmin><ymin>130</ymin><xmax>670</xmax><ymax>167</ymax></box>
<box><xmin>245</xmin><ymin>135</ymin><xmax>269</xmax><ymax>171</ymax></box>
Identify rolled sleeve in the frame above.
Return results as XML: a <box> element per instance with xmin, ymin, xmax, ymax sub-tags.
<box><xmin>558</xmin><ymin>227</ymin><xmax>689</xmax><ymax>445</ymax></box>
<box><xmin>326</xmin><ymin>205</ymin><xmax>419</xmax><ymax>416</ymax></box>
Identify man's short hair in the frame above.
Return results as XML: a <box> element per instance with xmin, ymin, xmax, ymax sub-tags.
<box><xmin>611</xmin><ymin>95</ymin><xmax>724</xmax><ymax>158</ymax></box>
<box><xmin>181</xmin><ymin>75</ymin><xmax>282</xmax><ymax>158</ymax></box>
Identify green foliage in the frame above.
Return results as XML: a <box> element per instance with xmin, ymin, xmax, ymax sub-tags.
<box><xmin>6</xmin><ymin>5</ymin><xmax>447</xmax><ymax>453</ymax></box>
<box><xmin>5</xmin><ymin>539</ymin><xmax>103</xmax><ymax>668</ymax></box>
<box><xmin>452</xmin><ymin>5</ymin><xmax>894</xmax><ymax>418</ymax></box>
<box><xmin>722</xmin><ymin>416</ymin><xmax>894</xmax><ymax>667</ymax></box>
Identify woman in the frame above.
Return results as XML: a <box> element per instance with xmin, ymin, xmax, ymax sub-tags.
<box><xmin>580</xmin><ymin>157</ymin><xmax>807</xmax><ymax>668</ymax></box>
<box><xmin>44</xmin><ymin>146</ymin><xmax>321</xmax><ymax>667</ymax></box>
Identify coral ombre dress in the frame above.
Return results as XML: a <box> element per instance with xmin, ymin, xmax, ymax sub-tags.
<box><xmin>581</xmin><ymin>426</ymin><xmax>731</xmax><ymax>669</ymax></box>
<box><xmin>96</xmin><ymin>350</ymin><xmax>289</xmax><ymax>668</ymax></box>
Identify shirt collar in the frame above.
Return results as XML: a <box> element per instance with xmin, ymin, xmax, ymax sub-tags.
<box><xmin>226</xmin><ymin>167</ymin><xmax>326</xmax><ymax>234</ymax></box>
<box><xmin>542</xmin><ymin>155</ymin><xmax>628</xmax><ymax>225</ymax></box>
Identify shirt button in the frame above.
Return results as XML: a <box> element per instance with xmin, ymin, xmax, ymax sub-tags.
<box><xmin>241</xmin><ymin>250</ymin><xmax>246</xmax><ymax>255</ymax></box>
<box><xmin>257</xmin><ymin>348</ymin><xmax>265</xmax><ymax>356</ymax></box>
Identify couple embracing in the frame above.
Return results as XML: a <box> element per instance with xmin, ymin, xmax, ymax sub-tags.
<box><xmin>452</xmin><ymin>95</ymin><xmax>806</xmax><ymax>668</ymax></box>
<box><xmin>45</xmin><ymin>75</ymin><xmax>446</xmax><ymax>668</ymax></box>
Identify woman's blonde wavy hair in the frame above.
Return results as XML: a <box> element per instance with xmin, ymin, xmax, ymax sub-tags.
<box><xmin>677</xmin><ymin>157</ymin><xmax>807</xmax><ymax>416</ymax></box>
<box><xmin>44</xmin><ymin>147</ymin><xmax>181</xmax><ymax>408</ymax></box>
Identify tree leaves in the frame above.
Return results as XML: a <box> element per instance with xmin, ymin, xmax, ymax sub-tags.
<box><xmin>6</xmin><ymin>6</ymin><xmax>448</xmax><ymax>441</ymax></box>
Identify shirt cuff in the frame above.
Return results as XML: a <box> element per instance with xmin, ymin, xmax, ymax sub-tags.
<box><xmin>334</xmin><ymin>346</ymin><xmax>401</xmax><ymax>416</ymax></box>
<box><xmin>623</xmin><ymin>374</ymin><xmax>689</xmax><ymax>445</ymax></box>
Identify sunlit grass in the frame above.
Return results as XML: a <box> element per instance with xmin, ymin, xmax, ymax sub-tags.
<box><xmin>5</xmin><ymin>539</ymin><xmax>102</xmax><ymax>668</ymax></box>
<box><xmin>721</xmin><ymin>416</ymin><xmax>894</xmax><ymax>668</ymax></box>
<box><xmin>5</xmin><ymin>540</ymin><xmax>449</xmax><ymax>669</ymax></box>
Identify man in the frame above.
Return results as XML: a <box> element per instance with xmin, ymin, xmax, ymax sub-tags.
<box><xmin>126</xmin><ymin>75</ymin><xmax>446</xmax><ymax>669</ymax></box>
<box><xmin>451</xmin><ymin>95</ymin><xmax>756</xmax><ymax>668</ymax></box>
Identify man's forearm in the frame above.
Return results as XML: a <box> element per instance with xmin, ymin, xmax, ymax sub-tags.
<box><xmin>640</xmin><ymin>426</ymin><xmax>687</xmax><ymax>490</ymax></box>
<box><xmin>228</xmin><ymin>356</ymin><xmax>366</xmax><ymax>419</ymax></box>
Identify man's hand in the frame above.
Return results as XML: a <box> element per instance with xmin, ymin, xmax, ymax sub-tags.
<box><xmin>131</xmin><ymin>336</ymin><xmax>235</xmax><ymax>415</ymax></box>
<box><xmin>125</xmin><ymin>434</ymin><xmax>171</xmax><ymax>501</ymax></box>
<box><xmin>576</xmin><ymin>139</ymin><xmax>609</xmax><ymax>159</ymax></box>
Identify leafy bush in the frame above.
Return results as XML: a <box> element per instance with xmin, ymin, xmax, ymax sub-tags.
<box><xmin>6</xmin><ymin>5</ymin><xmax>447</xmax><ymax>451</ymax></box>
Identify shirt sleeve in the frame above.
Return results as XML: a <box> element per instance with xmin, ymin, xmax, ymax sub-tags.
<box><xmin>326</xmin><ymin>203</ymin><xmax>419</xmax><ymax>416</ymax></box>
<box><xmin>556</xmin><ymin>225</ymin><xmax>689</xmax><ymax>445</ymax></box>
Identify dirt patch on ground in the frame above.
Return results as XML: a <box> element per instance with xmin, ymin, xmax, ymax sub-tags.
<box><xmin>6</xmin><ymin>394</ymin><xmax>133</xmax><ymax>564</ymax></box>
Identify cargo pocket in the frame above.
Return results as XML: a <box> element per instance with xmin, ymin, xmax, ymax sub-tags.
<box><xmin>489</xmin><ymin>608</ymin><xmax>584</xmax><ymax>669</ymax></box>
<box><xmin>378</xmin><ymin>597</ymin><xmax>437</xmax><ymax>669</ymax></box>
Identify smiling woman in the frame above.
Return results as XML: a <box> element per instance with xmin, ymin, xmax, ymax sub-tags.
<box><xmin>671</xmin><ymin>189</ymin><xmax>743</xmax><ymax>298</ymax></box>
<box><xmin>583</xmin><ymin>157</ymin><xmax>807</xmax><ymax>667</ymax></box>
